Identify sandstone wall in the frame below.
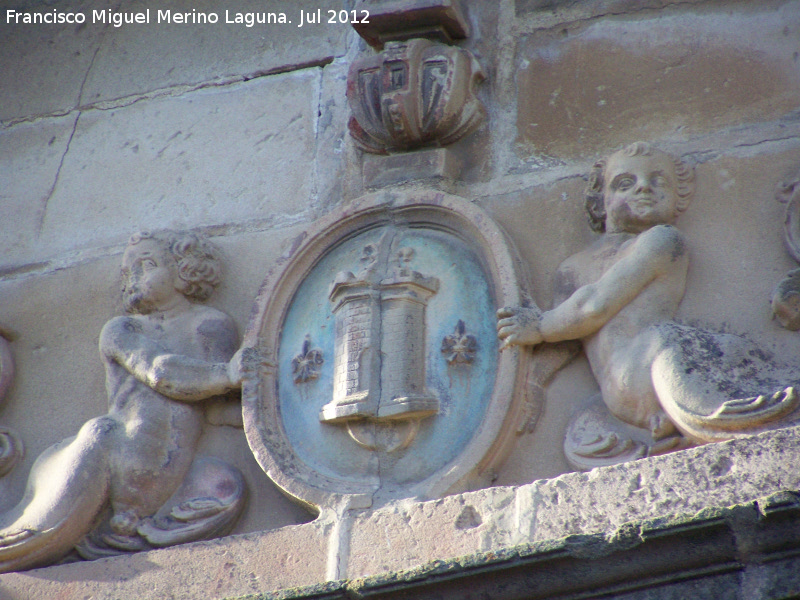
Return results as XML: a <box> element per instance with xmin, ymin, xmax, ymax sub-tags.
<box><xmin>0</xmin><ymin>0</ymin><xmax>799</xmax><ymax>598</ymax></box>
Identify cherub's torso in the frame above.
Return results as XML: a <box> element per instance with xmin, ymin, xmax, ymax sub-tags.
<box><xmin>554</xmin><ymin>226</ymin><xmax>689</xmax><ymax>426</ymax></box>
<box><xmin>99</xmin><ymin>303</ymin><xmax>237</xmax><ymax>516</ymax></box>
<box><xmin>104</xmin><ymin>304</ymin><xmax>235</xmax><ymax>412</ymax></box>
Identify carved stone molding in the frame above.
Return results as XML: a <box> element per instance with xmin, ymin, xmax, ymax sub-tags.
<box><xmin>351</xmin><ymin>0</ymin><xmax>469</xmax><ymax>49</ymax></box>
<box><xmin>347</xmin><ymin>38</ymin><xmax>486</xmax><ymax>155</ymax></box>
<box><xmin>241</xmin><ymin>190</ymin><xmax>543</xmax><ymax>512</ymax></box>
<box><xmin>292</xmin><ymin>335</ymin><xmax>324</xmax><ymax>384</ymax></box>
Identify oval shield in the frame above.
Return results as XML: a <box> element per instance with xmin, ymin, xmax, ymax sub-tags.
<box><xmin>241</xmin><ymin>190</ymin><xmax>537</xmax><ymax>512</ymax></box>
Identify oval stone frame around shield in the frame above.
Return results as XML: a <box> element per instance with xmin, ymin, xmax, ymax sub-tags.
<box><xmin>241</xmin><ymin>190</ymin><xmax>538</xmax><ymax>513</ymax></box>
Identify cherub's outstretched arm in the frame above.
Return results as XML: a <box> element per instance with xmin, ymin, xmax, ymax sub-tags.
<box><xmin>99</xmin><ymin>317</ymin><xmax>240</xmax><ymax>401</ymax></box>
<box><xmin>498</xmin><ymin>225</ymin><xmax>686</xmax><ymax>346</ymax></box>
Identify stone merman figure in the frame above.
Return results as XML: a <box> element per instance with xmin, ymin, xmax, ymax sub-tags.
<box><xmin>498</xmin><ymin>143</ymin><xmax>800</xmax><ymax>468</ymax></box>
<box><xmin>0</xmin><ymin>230</ymin><xmax>247</xmax><ymax>572</ymax></box>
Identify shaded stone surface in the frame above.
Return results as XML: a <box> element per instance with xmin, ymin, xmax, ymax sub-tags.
<box><xmin>6</xmin><ymin>71</ymin><xmax>319</xmax><ymax>267</ymax></box>
<box><xmin>0</xmin><ymin>115</ymin><xmax>78</xmax><ymax>266</ymax></box>
<box><xmin>0</xmin><ymin>0</ymin><xmax>348</xmax><ymax>123</ymax></box>
<box><xmin>363</xmin><ymin>148</ymin><xmax>463</xmax><ymax>188</ymax></box>
<box><xmin>2</xmin><ymin>425</ymin><xmax>800</xmax><ymax>598</ymax></box>
<box><xmin>516</xmin><ymin>3</ymin><xmax>800</xmax><ymax>160</ymax></box>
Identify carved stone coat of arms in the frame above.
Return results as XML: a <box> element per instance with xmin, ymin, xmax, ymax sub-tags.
<box><xmin>241</xmin><ymin>190</ymin><xmax>542</xmax><ymax>512</ymax></box>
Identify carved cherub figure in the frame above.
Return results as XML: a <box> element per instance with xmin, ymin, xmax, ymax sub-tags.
<box><xmin>498</xmin><ymin>143</ymin><xmax>800</xmax><ymax>469</ymax></box>
<box><xmin>0</xmin><ymin>230</ymin><xmax>247</xmax><ymax>572</ymax></box>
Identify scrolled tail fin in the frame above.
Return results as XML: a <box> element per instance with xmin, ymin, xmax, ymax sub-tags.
<box><xmin>565</xmin><ymin>430</ymin><xmax>648</xmax><ymax>471</ymax></box>
<box><xmin>137</xmin><ymin>456</ymin><xmax>246</xmax><ymax>548</ymax></box>
<box><xmin>705</xmin><ymin>387</ymin><xmax>798</xmax><ymax>429</ymax></box>
<box><xmin>661</xmin><ymin>385</ymin><xmax>800</xmax><ymax>443</ymax></box>
<box><xmin>0</xmin><ymin>521</ymin><xmax>68</xmax><ymax>573</ymax></box>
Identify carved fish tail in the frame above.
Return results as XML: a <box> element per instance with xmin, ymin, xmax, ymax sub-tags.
<box><xmin>0</xmin><ymin>488</ymin><xmax>109</xmax><ymax>573</ymax></box>
<box><xmin>0</xmin><ymin>433</ymin><xmax>112</xmax><ymax>573</ymax></box>
<box><xmin>661</xmin><ymin>386</ymin><xmax>800</xmax><ymax>443</ymax></box>
<box><xmin>136</xmin><ymin>456</ymin><xmax>247</xmax><ymax>548</ymax></box>
<box><xmin>707</xmin><ymin>387</ymin><xmax>798</xmax><ymax>427</ymax></box>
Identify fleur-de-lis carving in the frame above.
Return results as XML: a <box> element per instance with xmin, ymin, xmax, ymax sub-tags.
<box><xmin>392</xmin><ymin>247</ymin><xmax>415</xmax><ymax>277</ymax></box>
<box><xmin>441</xmin><ymin>320</ymin><xmax>477</xmax><ymax>365</ymax></box>
<box><xmin>396</xmin><ymin>247</ymin><xmax>414</xmax><ymax>265</ymax></box>
<box><xmin>292</xmin><ymin>335</ymin><xmax>324</xmax><ymax>384</ymax></box>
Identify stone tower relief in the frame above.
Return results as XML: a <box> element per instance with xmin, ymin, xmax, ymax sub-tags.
<box><xmin>0</xmin><ymin>231</ymin><xmax>246</xmax><ymax>572</ymax></box>
<box><xmin>322</xmin><ymin>243</ymin><xmax>440</xmax><ymax>428</ymax></box>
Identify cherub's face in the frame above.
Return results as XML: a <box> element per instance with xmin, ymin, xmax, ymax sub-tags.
<box><xmin>121</xmin><ymin>239</ymin><xmax>180</xmax><ymax>314</ymax></box>
<box><xmin>603</xmin><ymin>151</ymin><xmax>680</xmax><ymax>233</ymax></box>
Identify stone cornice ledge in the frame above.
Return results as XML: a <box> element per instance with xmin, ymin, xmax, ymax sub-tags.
<box><xmin>2</xmin><ymin>426</ymin><xmax>800</xmax><ymax>600</ymax></box>
<box><xmin>251</xmin><ymin>491</ymin><xmax>800</xmax><ymax>599</ymax></box>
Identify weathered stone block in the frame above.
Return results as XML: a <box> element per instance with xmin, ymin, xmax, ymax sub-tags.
<box><xmin>0</xmin><ymin>0</ymin><xmax>348</xmax><ymax>123</ymax></box>
<box><xmin>0</xmin><ymin>520</ymin><xmax>331</xmax><ymax>600</ymax></box>
<box><xmin>352</xmin><ymin>0</ymin><xmax>469</xmax><ymax>48</ymax></box>
<box><xmin>349</xmin><ymin>425</ymin><xmax>800</xmax><ymax>584</ymax></box>
<box><xmin>81</xmin><ymin>0</ymin><xmax>349</xmax><ymax>107</ymax></box>
<box><xmin>0</xmin><ymin>116</ymin><xmax>78</xmax><ymax>268</ymax></box>
<box><xmin>677</xmin><ymin>146</ymin><xmax>800</xmax><ymax>337</ymax></box>
<box><xmin>313</xmin><ymin>60</ymin><xmax>353</xmax><ymax>210</ymax></box>
<box><xmin>525</xmin><ymin>427</ymin><xmax>800</xmax><ymax>544</ymax></box>
<box><xmin>362</xmin><ymin>148</ymin><xmax>463</xmax><ymax>188</ymax></box>
<box><xmin>516</xmin><ymin>4</ymin><xmax>800</xmax><ymax>160</ymax></box>
<box><xmin>348</xmin><ymin>486</ymin><xmax>517</xmax><ymax>579</ymax></box>
<box><xmin>29</xmin><ymin>71</ymin><xmax>318</xmax><ymax>263</ymax></box>
<box><xmin>0</xmin><ymin>0</ymin><xmax>109</xmax><ymax>123</ymax></box>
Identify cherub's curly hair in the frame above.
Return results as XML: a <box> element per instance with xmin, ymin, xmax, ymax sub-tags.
<box><xmin>128</xmin><ymin>230</ymin><xmax>222</xmax><ymax>301</ymax></box>
<box><xmin>584</xmin><ymin>142</ymin><xmax>695</xmax><ymax>233</ymax></box>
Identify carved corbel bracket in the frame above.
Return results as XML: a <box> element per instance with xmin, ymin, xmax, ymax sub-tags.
<box><xmin>347</xmin><ymin>38</ymin><xmax>486</xmax><ymax>155</ymax></box>
<box><xmin>346</xmin><ymin>1</ymin><xmax>485</xmax><ymax>188</ymax></box>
